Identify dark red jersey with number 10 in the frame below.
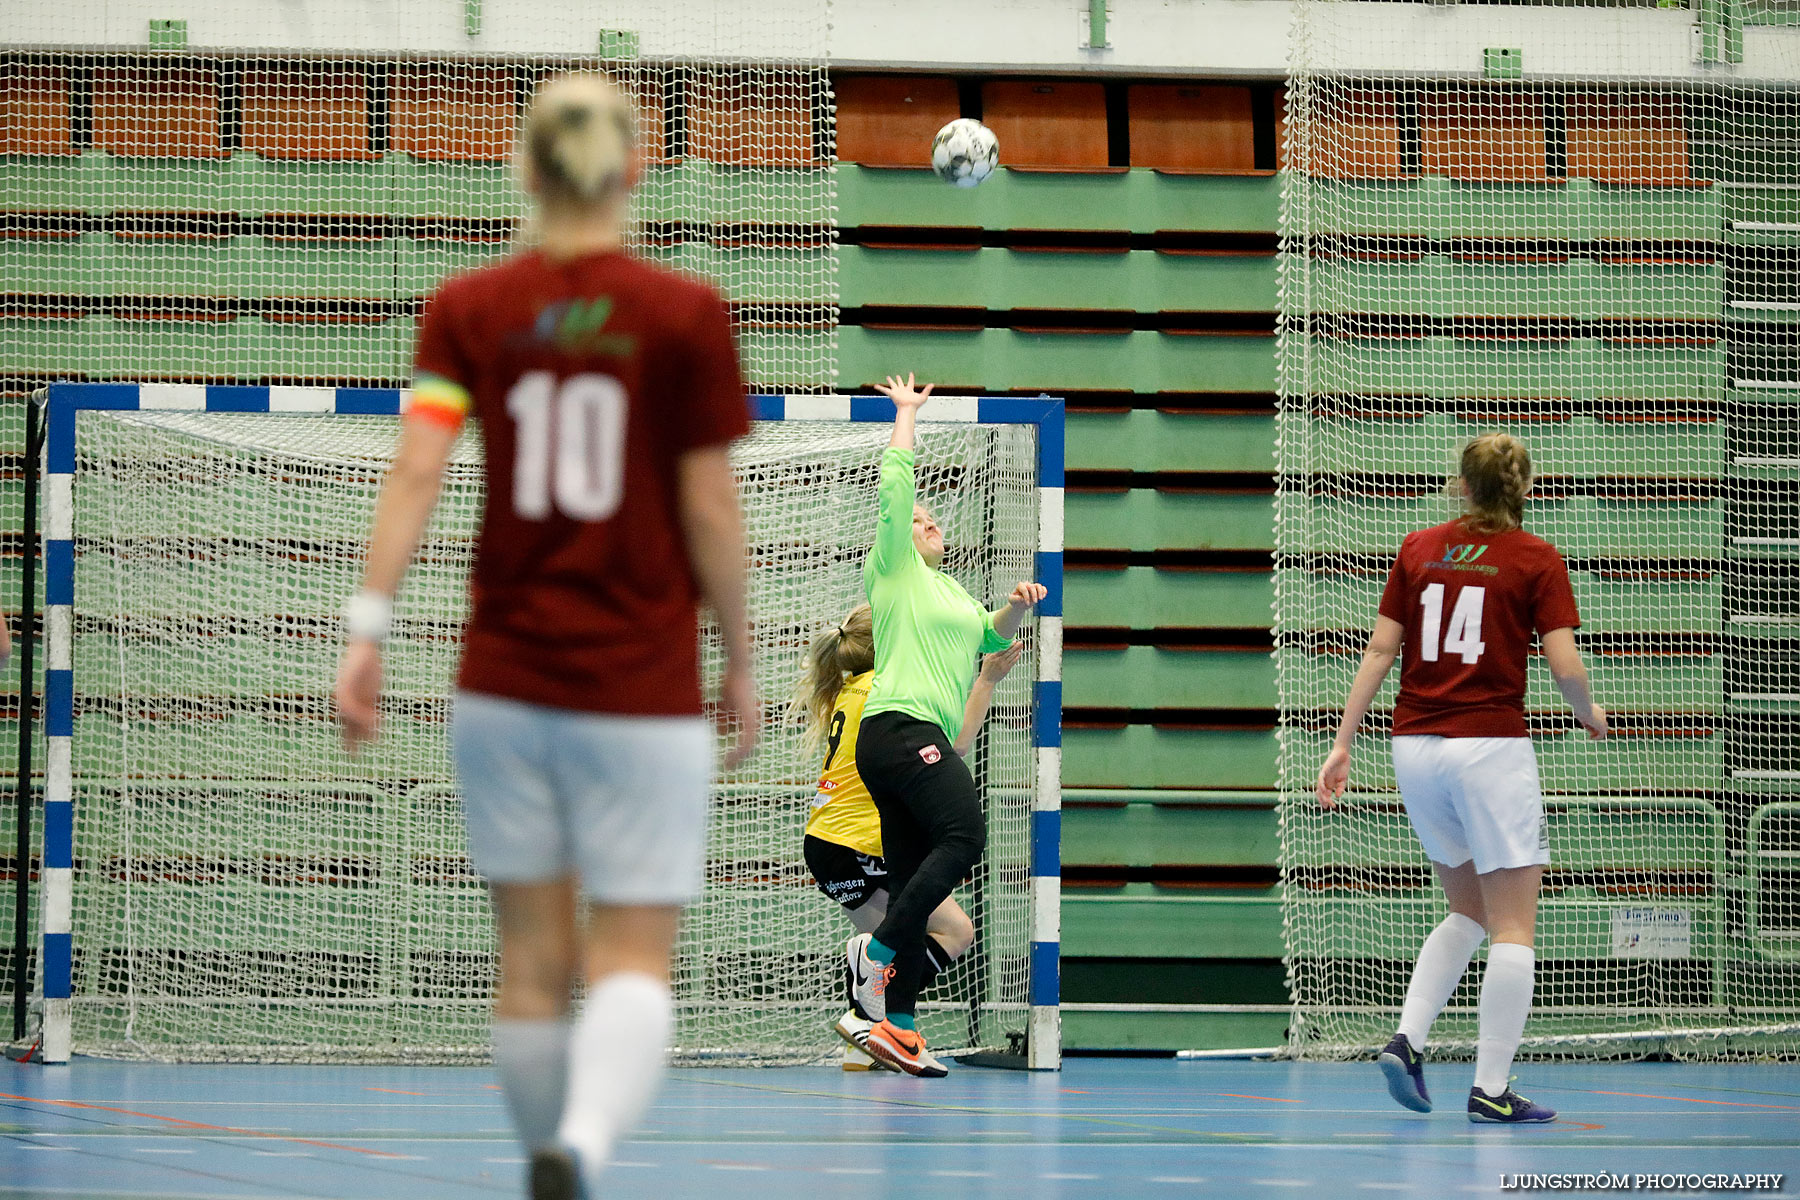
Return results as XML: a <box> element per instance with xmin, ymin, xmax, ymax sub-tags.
<box><xmin>1377</xmin><ymin>518</ymin><xmax>1581</xmax><ymax>739</ymax></box>
<box><xmin>409</xmin><ymin>249</ymin><xmax>750</xmax><ymax>716</ymax></box>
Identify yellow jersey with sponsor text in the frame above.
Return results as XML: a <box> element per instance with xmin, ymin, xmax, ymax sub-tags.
<box><xmin>802</xmin><ymin>671</ymin><xmax>882</xmax><ymax>857</ymax></box>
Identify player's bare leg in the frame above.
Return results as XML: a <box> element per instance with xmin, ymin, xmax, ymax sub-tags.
<box><xmin>490</xmin><ymin>880</ymin><xmax>579</xmax><ymax>1146</ymax></box>
<box><xmin>489</xmin><ymin>879</ymin><xmax>582</xmax><ymax>1198</ymax></box>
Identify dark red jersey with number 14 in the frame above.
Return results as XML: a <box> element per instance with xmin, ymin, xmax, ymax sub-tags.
<box><xmin>409</xmin><ymin>249</ymin><xmax>750</xmax><ymax>716</ymax></box>
<box><xmin>1377</xmin><ymin>519</ymin><xmax>1581</xmax><ymax>739</ymax></box>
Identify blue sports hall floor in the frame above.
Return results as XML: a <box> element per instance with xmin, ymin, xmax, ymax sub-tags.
<box><xmin>3</xmin><ymin>1056</ymin><xmax>1796</xmax><ymax>1199</ymax></box>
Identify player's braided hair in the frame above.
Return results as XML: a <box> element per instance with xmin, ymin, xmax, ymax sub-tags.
<box><xmin>1459</xmin><ymin>432</ymin><xmax>1533</xmax><ymax>533</ymax></box>
<box><xmin>792</xmin><ymin>604</ymin><xmax>876</xmax><ymax>757</ymax></box>
<box><xmin>519</xmin><ymin>73</ymin><xmax>635</xmax><ymax>214</ymax></box>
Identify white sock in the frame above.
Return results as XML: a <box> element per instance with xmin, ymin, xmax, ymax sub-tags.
<box><xmin>557</xmin><ymin>972</ymin><xmax>673</xmax><ymax>1176</ymax></box>
<box><xmin>1473</xmin><ymin>942</ymin><xmax>1535</xmax><ymax>1096</ymax></box>
<box><xmin>491</xmin><ymin>1018</ymin><xmax>571</xmax><ymax>1150</ymax></box>
<box><xmin>1397</xmin><ymin>912</ymin><xmax>1487</xmax><ymax>1052</ymax></box>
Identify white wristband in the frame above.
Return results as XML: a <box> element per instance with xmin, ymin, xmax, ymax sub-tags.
<box><xmin>343</xmin><ymin>590</ymin><xmax>394</xmax><ymax>643</ymax></box>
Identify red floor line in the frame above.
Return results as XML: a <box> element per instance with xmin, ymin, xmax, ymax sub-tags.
<box><xmin>1216</xmin><ymin>1093</ymin><xmax>1303</xmax><ymax>1104</ymax></box>
<box><xmin>1588</xmin><ymin>1089</ymin><xmax>1800</xmax><ymax>1111</ymax></box>
<box><xmin>0</xmin><ymin>1091</ymin><xmax>406</xmax><ymax>1157</ymax></box>
<box><xmin>365</xmin><ymin>1088</ymin><xmax>426</xmax><ymax>1096</ymax></box>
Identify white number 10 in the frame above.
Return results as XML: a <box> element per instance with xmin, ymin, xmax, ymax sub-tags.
<box><xmin>506</xmin><ymin>371</ymin><xmax>628</xmax><ymax>521</ymax></box>
<box><xmin>1419</xmin><ymin>583</ymin><xmax>1487</xmax><ymax>664</ymax></box>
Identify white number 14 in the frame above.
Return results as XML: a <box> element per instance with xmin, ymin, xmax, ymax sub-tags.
<box><xmin>1419</xmin><ymin>583</ymin><xmax>1487</xmax><ymax>664</ymax></box>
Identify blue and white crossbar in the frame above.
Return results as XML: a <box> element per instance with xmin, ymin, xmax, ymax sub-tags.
<box><xmin>37</xmin><ymin>383</ymin><xmax>1064</xmax><ymax>1070</ymax></box>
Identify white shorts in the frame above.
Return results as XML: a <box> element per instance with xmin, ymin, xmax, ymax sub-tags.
<box><xmin>451</xmin><ymin>690</ymin><xmax>711</xmax><ymax>904</ymax></box>
<box><xmin>1391</xmin><ymin>735</ymin><xmax>1550</xmax><ymax>874</ymax></box>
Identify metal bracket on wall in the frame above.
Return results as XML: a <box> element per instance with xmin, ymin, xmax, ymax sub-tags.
<box><xmin>1483</xmin><ymin>48</ymin><xmax>1523</xmax><ymax>79</ymax></box>
<box><xmin>598</xmin><ymin>29</ymin><xmax>641</xmax><ymax>59</ymax></box>
<box><xmin>149</xmin><ymin>18</ymin><xmax>187</xmax><ymax>50</ymax></box>
<box><xmin>465</xmin><ymin>0</ymin><xmax>480</xmax><ymax>38</ymax></box>
<box><xmin>1697</xmin><ymin>0</ymin><xmax>1745</xmax><ymax>64</ymax></box>
<box><xmin>1081</xmin><ymin>1</ymin><xmax>1111</xmax><ymax>50</ymax></box>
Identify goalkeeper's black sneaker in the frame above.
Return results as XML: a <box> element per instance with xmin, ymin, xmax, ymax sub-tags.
<box><xmin>1467</xmin><ymin>1085</ymin><xmax>1556</xmax><ymax>1124</ymax></box>
<box><xmin>1376</xmin><ymin>1033</ymin><xmax>1431</xmax><ymax>1112</ymax></box>
<box><xmin>529</xmin><ymin>1146</ymin><xmax>585</xmax><ymax>1200</ymax></box>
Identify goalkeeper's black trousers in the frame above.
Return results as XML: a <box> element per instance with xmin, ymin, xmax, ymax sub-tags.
<box><xmin>856</xmin><ymin>711</ymin><xmax>987</xmax><ymax>1020</ymax></box>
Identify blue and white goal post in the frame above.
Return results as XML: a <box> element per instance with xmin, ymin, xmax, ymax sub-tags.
<box><xmin>33</xmin><ymin>382</ymin><xmax>1063</xmax><ymax>1070</ymax></box>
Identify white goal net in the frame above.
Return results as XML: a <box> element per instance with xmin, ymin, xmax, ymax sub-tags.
<box><xmin>1279</xmin><ymin>0</ymin><xmax>1800</xmax><ymax>1058</ymax></box>
<box><xmin>66</xmin><ymin>409</ymin><xmax>1037</xmax><ymax>1063</ymax></box>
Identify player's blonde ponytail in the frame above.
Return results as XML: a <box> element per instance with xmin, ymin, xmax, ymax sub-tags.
<box><xmin>794</xmin><ymin>605</ymin><xmax>875</xmax><ymax>757</ymax></box>
<box><xmin>515</xmin><ymin>73</ymin><xmax>635</xmax><ymax>244</ymax></box>
<box><xmin>1459</xmin><ymin>432</ymin><xmax>1533</xmax><ymax>533</ymax></box>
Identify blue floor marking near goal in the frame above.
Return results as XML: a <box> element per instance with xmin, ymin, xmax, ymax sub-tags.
<box><xmin>4</xmin><ymin>1057</ymin><xmax>1796</xmax><ymax>1198</ymax></box>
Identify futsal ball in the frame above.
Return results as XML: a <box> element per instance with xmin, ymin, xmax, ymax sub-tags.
<box><xmin>931</xmin><ymin>119</ymin><xmax>999</xmax><ymax>188</ymax></box>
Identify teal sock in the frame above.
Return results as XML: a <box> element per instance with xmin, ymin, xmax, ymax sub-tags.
<box><xmin>887</xmin><ymin>1013</ymin><xmax>915</xmax><ymax>1031</ymax></box>
<box><xmin>867</xmin><ymin>937</ymin><xmax>897</xmax><ymax>966</ymax></box>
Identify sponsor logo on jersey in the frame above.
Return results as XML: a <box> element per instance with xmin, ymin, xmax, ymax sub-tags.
<box><xmin>919</xmin><ymin>745</ymin><xmax>941</xmax><ymax>765</ymax></box>
<box><xmin>1428</xmin><ymin>542</ymin><xmax>1500</xmax><ymax>575</ymax></box>
<box><xmin>532</xmin><ymin>297</ymin><xmax>638</xmax><ymax>355</ymax></box>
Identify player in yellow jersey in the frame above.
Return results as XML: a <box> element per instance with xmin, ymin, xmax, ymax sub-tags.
<box><xmin>796</xmin><ymin>603</ymin><xmax>1022</xmax><ymax>1070</ymax></box>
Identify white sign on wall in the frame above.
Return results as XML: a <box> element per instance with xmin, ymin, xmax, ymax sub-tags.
<box><xmin>1610</xmin><ymin>907</ymin><xmax>1693</xmax><ymax>959</ymax></box>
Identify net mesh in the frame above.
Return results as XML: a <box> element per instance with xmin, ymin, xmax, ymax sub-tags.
<box><xmin>1279</xmin><ymin>3</ymin><xmax>1800</xmax><ymax>1058</ymax></box>
<box><xmin>3</xmin><ymin>3</ymin><xmax>835</xmax><ymax>392</ymax></box>
<box><xmin>67</xmin><ymin>410</ymin><xmax>1037</xmax><ymax>1063</ymax></box>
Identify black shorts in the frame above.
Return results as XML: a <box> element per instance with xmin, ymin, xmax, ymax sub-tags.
<box><xmin>803</xmin><ymin>834</ymin><xmax>887</xmax><ymax>911</ymax></box>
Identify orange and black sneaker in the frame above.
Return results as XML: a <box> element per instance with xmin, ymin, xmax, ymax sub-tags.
<box><xmin>865</xmin><ymin>1019</ymin><xmax>950</xmax><ymax>1078</ymax></box>
<box><xmin>834</xmin><ymin>1009</ymin><xmax>897</xmax><ymax>1072</ymax></box>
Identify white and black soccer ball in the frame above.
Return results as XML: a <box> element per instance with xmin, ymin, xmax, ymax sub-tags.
<box><xmin>931</xmin><ymin>119</ymin><xmax>999</xmax><ymax>188</ymax></box>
